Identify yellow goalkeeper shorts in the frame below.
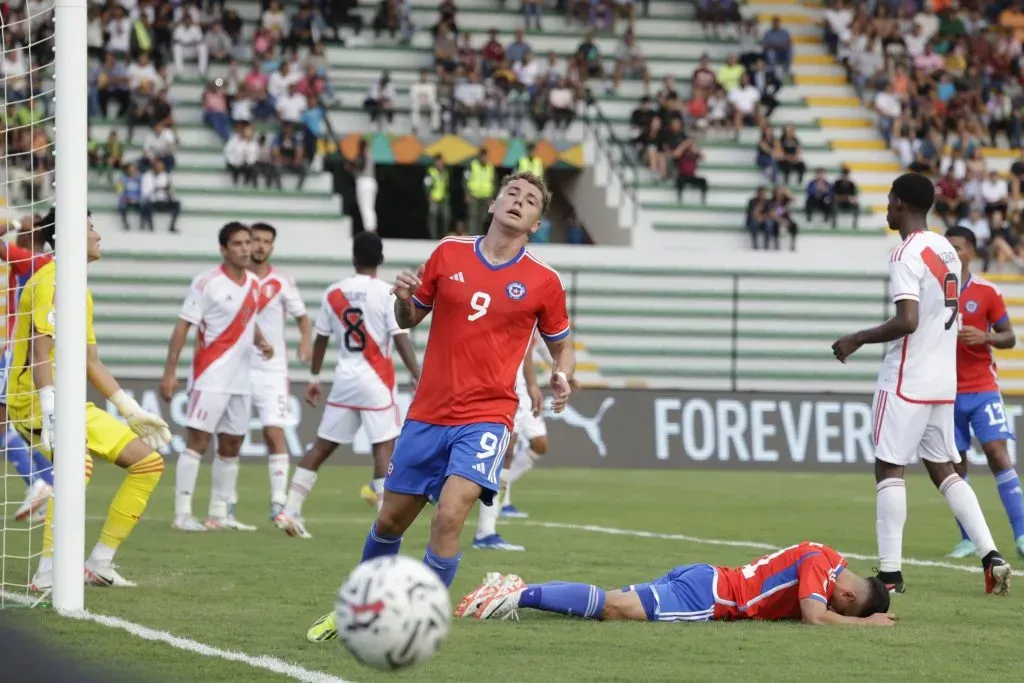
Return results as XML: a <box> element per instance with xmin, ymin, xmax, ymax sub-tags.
<box><xmin>12</xmin><ymin>402</ymin><xmax>138</xmax><ymax>464</ymax></box>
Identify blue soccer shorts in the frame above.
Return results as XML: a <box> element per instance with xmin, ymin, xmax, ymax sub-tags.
<box><xmin>0</xmin><ymin>346</ymin><xmax>11</xmax><ymax>407</ymax></box>
<box><xmin>954</xmin><ymin>391</ymin><xmax>1015</xmax><ymax>452</ymax></box>
<box><xmin>383</xmin><ymin>420</ymin><xmax>510</xmax><ymax>505</ymax></box>
<box><xmin>622</xmin><ymin>563</ymin><xmax>716</xmax><ymax>622</ymax></box>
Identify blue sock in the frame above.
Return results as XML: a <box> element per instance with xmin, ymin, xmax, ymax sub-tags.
<box><xmin>422</xmin><ymin>545</ymin><xmax>461</xmax><ymax>588</ymax></box>
<box><xmin>31</xmin><ymin>450</ymin><xmax>53</xmax><ymax>486</ymax></box>
<box><xmin>994</xmin><ymin>469</ymin><xmax>1024</xmax><ymax>539</ymax></box>
<box><xmin>518</xmin><ymin>582</ymin><xmax>606</xmax><ymax>619</ymax></box>
<box><xmin>360</xmin><ymin>522</ymin><xmax>402</xmax><ymax>562</ymax></box>
<box><xmin>1</xmin><ymin>428</ymin><xmax>35</xmax><ymax>485</ymax></box>
<box><xmin>956</xmin><ymin>475</ymin><xmax>971</xmax><ymax>542</ymax></box>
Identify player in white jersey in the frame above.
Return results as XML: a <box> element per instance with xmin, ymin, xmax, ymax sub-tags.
<box><xmin>247</xmin><ymin>223</ymin><xmax>312</xmax><ymax>519</ymax></box>
<box><xmin>275</xmin><ymin>232</ymin><xmax>420</xmax><ymax>539</ymax></box>
<box><xmin>832</xmin><ymin>173</ymin><xmax>1011</xmax><ymax>595</ymax></box>
<box><xmin>501</xmin><ymin>330</ymin><xmax>552</xmax><ymax>519</ymax></box>
<box><xmin>161</xmin><ymin>223</ymin><xmax>274</xmax><ymax>532</ymax></box>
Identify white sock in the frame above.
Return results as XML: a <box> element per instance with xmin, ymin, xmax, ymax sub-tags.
<box><xmin>174</xmin><ymin>449</ymin><xmax>202</xmax><ymax>518</ymax></box>
<box><xmin>268</xmin><ymin>453</ymin><xmax>289</xmax><ymax>507</ymax></box>
<box><xmin>507</xmin><ymin>446</ymin><xmax>535</xmax><ymax>485</ymax></box>
<box><xmin>88</xmin><ymin>542</ymin><xmax>116</xmax><ymax>566</ymax></box>
<box><xmin>940</xmin><ymin>474</ymin><xmax>997</xmax><ymax>557</ymax></box>
<box><xmin>371</xmin><ymin>477</ymin><xmax>385</xmax><ymax>512</ymax></box>
<box><xmin>285</xmin><ymin>466</ymin><xmax>318</xmax><ymax>516</ymax></box>
<box><xmin>476</xmin><ymin>470</ymin><xmax>510</xmax><ymax>539</ymax></box>
<box><xmin>209</xmin><ymin>455</ymin><xmax>240</xmax><ymax>519</ymax></box>
<box><xmin>876</xmin><ymin>478</ymin><xmax>907</xmax><ymax>573</ymax></box>
<box><xmin>36</xmin><ymin>556</ymin><xmax>53</xmax><ymax>574</ymax></box>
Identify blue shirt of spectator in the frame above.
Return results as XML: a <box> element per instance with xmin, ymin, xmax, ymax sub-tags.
<box><xmin>301</xmin><ymin>105</ymin><xmax>326</xmax><ymax>137</ymax></box>
<box><xmin>117</xmin><ymin>171</ymin><xmax>142</xmax><ymax>209</ymax></box>
<box><xmin>805</xmin><ymin>177</ymin><xmax>833</xmax><ymax>201</ymax></box>
<box><xmin>506</xmin><ymin>37</ymin><xmax>531</xmax><ymax>65</ymax></box>
<box><xmin>530</xmin><ymin>217</ymin><xmax>552</xmax><ymax>243</ymax></box>
<box><xmin>937</xmin><ymin>80</ymin><xmax>956</xmax><ymax>102</ymax></box>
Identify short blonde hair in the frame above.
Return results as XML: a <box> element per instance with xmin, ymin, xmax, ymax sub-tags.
<box><xmin>499</xmin><ymin>171</ymin><xmax>551</xmax><ymax>216</ymax></box>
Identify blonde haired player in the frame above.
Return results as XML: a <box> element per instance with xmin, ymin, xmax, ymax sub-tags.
<box><xmin>7</xmin><ymin>209</ymin><xmax>171</xmax><ymax>590</ymax></box>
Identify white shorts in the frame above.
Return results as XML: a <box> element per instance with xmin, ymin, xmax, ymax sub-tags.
<box><xmin>251</xmin><ymin>370</ymin><xmax>291</xmax><ymax>428</ymax></box>
<box><xmin>185</xmin><ymin>390</ymin><xmax>252</xmax><ymax>436</ymax></box>
<box><xmin>514</xmin><ymin>403</ymin><xmax>547</xmax><ymax>441</ymax></box>
<box><xmin>872</xmin><ymin>389</ymin><xmax>960</xmax><ymax>466</ymax></box>
<box><xmin>317</xmin><ymin>403</ymin><xmax>401</xmax><ymax>446</ymax></box>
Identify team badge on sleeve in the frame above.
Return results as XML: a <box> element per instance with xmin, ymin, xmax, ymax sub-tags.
<box><xmin>505</xmin><ymin>281</ymin><xmax>527</xmax><ymax>301</ymax></box>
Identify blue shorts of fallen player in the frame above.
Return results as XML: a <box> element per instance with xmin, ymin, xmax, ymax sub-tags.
<box><xmin>954</xmin><ymin>391</ymin><xmax>1015</xmax><ymax>453</ymax></box>
<box><xmin>621</xmin><ymin>563</ymin><xmax>716</xmax><ymax>622</ymax></box>
<box><xmin>383</xmin><ymin>420</ymin><xmax>511</xmax><ymax>506</ymax></box>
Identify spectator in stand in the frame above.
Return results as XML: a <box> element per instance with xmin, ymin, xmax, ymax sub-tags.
<box><xmin>574</xmin><ymin>29</ymin><xmax>605</xmax><ymax>88</ymax></box>
<box><xmin>269</xmin><ymin>62</ymin><xmax>298</xmax><ymax>102</ymax></box>
<box><xmin>737</xmin><ymin>17</ymin><xmax>764</xmax><ymax>71</ymax></box>
<box><xmin>301</xmin><ymin>94</ymin><xmax>326</xmax><ymax>161</ymax></box>
<box><xmin>263</xmin><ymin>0</ymin><xmax>290</xmax><ymax>41</ymax></box>
<box><xmin>105</xmin><ymin>130</ymin><xmax>124</xmax><ymax>176</ymax></box>
<box><xmin>97</xmin><ymin>53</ymin><xmax>131</xmax><ymax>118</ymax></box>
<box><xmin>173</xmin><ymin>13</ymin><xmax>208</xmax><ymax>76</ymax></box>
<box><xmin>454</xmin><ymin>69</ymin><xmax>486</xmax><ymax>133</ymax></box>
<box><xmin>805</xmin><ymin>168</ymin><xmax>834</xmax><ymax>225</ymax></box>
<box><xmin>958</xmin><ymin>207</ymin><xmax>992</xmax><ymax>268</ymax></box>
<box><xmin>729</xmin><ymin>73</ymin><xmax>763</xmax><ymax>134</ymax></box>
<box><xmin>506</xmin><ymin>28</ymin><xmax>531</xmax><ymax>66</ymax></box>
<box><xmin>523</xmin><ymin>0</ymin><xmax>544</xmax><ymax>31</ymax></box>
<box><xmin>275</xmin><ymin>121</ymin><xmax>308</xmax><ymax>189</ymax></box>
<box><xmin>832</xmin><ymin>166</ymin><xmax>858</xmax><ymax>229</ymax></box>
<box><xmin>514</xmin><ymin>51</ymin><xmax>541</xmax><ymax>95</ymax></box>
<box><xmin>982</xmin><ymin>170</ymin><xmax>1009</xmax><ymax>217</ymax></box>
<box><xmin>940</xmin><ymin>146</ymin><xmax>967</xmax><ymax>181</ymax></box>
<box><xmin>115</xmin><ymin>163</ymin><xmax>144</xmax><ymax>231</ymax></box>
<box><xmin>244</xmin><ymin>58</ymin><xmax>273</xmax><ymax>119</ymax></box>
<box><xmin>464</xmin><ymin>147</ymin><xmax>495</xmax><ymax>235</ymax></box>
<box><xmin>673</xmin><ymin>139</ymin><xmax>708</xmax><ymax>205</ymax></box>
<box><xmin>481</xmin><ymin>29</ymin><xmax>505</xmax><ymax>77</ymax></box>
<box><xmin>287</xmin><ymin>3</ymin><xmax>318</xmax><ymax>51</ymax></box>
<box><xmin>761</xmin><ymin>16</ymin><xmax>792</xmax><ymax>77</ymax></box>
<box><xmin>371</xmin><ymin>0</ymin><xmax>401</xmax><ymax>39</ymax></box>
<box><xmin>777</xmin><ymin>125</ymin><xmax>805</xmax><ymax>186</ymax></box>
<box><xmin>716</xmin><ymin>54</ymin><xmax>744</xmax><ymax>94</ymax></box>
<box><xmin>483</xmin><ymin>73</ymin><xmax>508</xmax><ymax>135</ymax></box>
<box><xmin>872</xmin><ymin>82</ymin><xmax>902</xmax><ymax>147</ymax></box>
<box><xmin>988</xmin><ymin>211</ymin><xmax>1024</xmax><ymax>272</ymax></box>
<box><xmin>755</xmin><ymin>125</ymin><xmax>780</xmax><ymax>184</ymax></box>
<box><xmin>205</xmin><ymin>22</ymin><xmax>235</xmax><ymax>65</ymax></box>
<box><xmin>629</xmin><ymin>95</ymin><xmax>655</xmax><ymax>153</ymax></box>
<box><xmin>434</xmin><ymin>0</ymin><xmax>458</xmax><ymax>35</ymax></box>
<box><xmin>549</xmin><ymin>78</ymin><xmax>577</xmax><ymax>136</ymax></box>
<box><xmin>746</xmin><ymin>186</ymin><xmax>773</xmax><ymax>249</ymax></box>
<box><xmin>354</xmin><ymin>139</ymin><xmax>378</xmax><ymax>233</ymax></box>
<box><xmin>106</xmin><ymin>6</ymin><xmax>132</xmax><ymax>57</ymax></box>
<box><xmin>706</xmin><ymin>85</ymin><xmax>732</xmax><ymax>135</ymax></box>
<box><xmin>612</xmin><ymin>28</ymin><xmax>649</xmax><ymax>94</ymax></box>
<box><xmin>140</xmin><ymin>158</ymin><xmax>181</xmax><ymax>233</ymax></box>
<box><xmin>410</xmin><ymin>69</ymin><xmax>440</xmax><ymax>135</ymax></box>
<box><xmin>202</xmin><ymin>79</ymin><xmax>232</xmax><ymax>141</ymax></box>
<box><xmin>254</xmin><ymin>132</ymin><xmax>282</xmax><ymax>188</ymax></box>
<box><xmin>660</xmin><ymin>115</ymin><xmax>687</xmax><ymax>179</ymax></box>
<box><xmin>935</xmin><ymin>168</ymin><xmax>967</xmax><ymax>228</ymax></box>
<box><xmin>458</xmin><ymin>32</ymin><xmax>479</xmax><ymax>74</ymax></box>
<box><xmin>277</xmin><ymin>83</ymin><xmax>309</xmax><ymax>125</ymax></box>
<box><xmin>750</xmin><ymin>57</ymin><xmax>781</xmax><ymax>119</ymax></box>
<box><xmin>690</xmin><ymin>55</ymin><xmax>717</xmax><ymax>100</ymax></box>
<box><xmin>363</xmin><ymin>70</ymin><xmax>396</xmax><ymax>130</ymax></box>
<box><xmin>770</xmin><ymin>185</ymin><xmax>797</xmax><ymax>250</ymax></box>
<box><xmin>224</xmin><ymin>123</ymin><xmax>260</xmax><ymax>187</ymax></box>
<box><xmin>434</xmin><ymin>22</ymin><xmax>459</xmax><ymax>73</ymax></box>
<box><xmin>986</xmin><ymin>88</ymin><xmax>1020</xmax><ymax>148</ymax></box>
<box><xmin>424</xmin><ymin>154</ymin><xmax>451</xmax><ymax>240</ymax></box>
<box><xmin>142</xmin><ymin>119</ymin><xmax>176</xmax><ymax>171</ymax></box>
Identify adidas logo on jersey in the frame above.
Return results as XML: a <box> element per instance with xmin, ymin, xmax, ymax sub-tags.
<box><xmin>449</xmin><ymin>272</ymin><xmax>465</xmax><ymax>282</ymax></box>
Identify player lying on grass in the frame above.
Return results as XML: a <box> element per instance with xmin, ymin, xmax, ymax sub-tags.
<box><xmin>943</xmin><ymin>227</ymin><xmax>1024</xmax><ymax>560</ymax></box>
<box><xmin>9</xmin><ymin>209</ymin><xmax>171</xmax><ymax>589</ymax></box>
<box><xmin>457</xmin><ymin>542</ymin><xmax>896</xmax><ymax>626</ymax></box>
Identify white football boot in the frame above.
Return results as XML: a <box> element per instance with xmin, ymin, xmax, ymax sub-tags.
<box><xmin>171</xmin><ymin>515</ymin><xmax>207</xmax><ymax>532</ymax></box>
<box><xmin>274</xmin><ymin>511</ymin><xmax>313</xmax><ymax>539</ymax></box>
<box><xmin>477</xmin><ymin>574</ymin><xmax>528</xmax><ymax>621</ymax></box>
<box><xmin>15</xmin><ymin>479</ymin><xmax>52</xmax><ymax>522</ymax></box>
<box><xmin>84</xmin><ymin>560</ymin><xmax>137</xmax><ymax>587</ymax></box>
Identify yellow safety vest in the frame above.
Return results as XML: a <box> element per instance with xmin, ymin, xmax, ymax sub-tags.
<box><xmin>132</xmin><ymin>20</ymin><xmax>152</xmax><ymax>53</ymax></box>
<box><xmin>427</xmin><ymin>167</ymin><xmax>448</xmax><ymax>203</ymax></box>
<box><xmin>517</xmin><ymin>156</ymin><xmax>544</xmax><ymax>177</ymax></box>
<box><xmin>467</xmin><ymin>160</ymin><xmax>495</xmax><ymax>199</ymax></box>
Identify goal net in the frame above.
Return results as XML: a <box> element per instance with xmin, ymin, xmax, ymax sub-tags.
<box><xmin>1</xmin><ymin>0</ymin><xmax>57</xmax><ymax>608</ymax></box>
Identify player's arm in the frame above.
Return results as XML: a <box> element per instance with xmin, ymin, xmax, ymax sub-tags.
<box><xmin>833</xmin><ymin>257</ymin><xmax>922</xmax><ymax>362</ymax></box>
<box><xmin>304</xmin><ymin>332</ymin><xmax>330</xmax><ymax>406</ymax></box>
<box><xmin>161</xmin><ymin>318</ymin><xmax>193</xmax><ymax>401</ymax></box>
<box><xmin>523</xmin><ymin>347</ymin><xmax>544</xmax><ymax>416</ymax></box>
<box><xmin>987</xmin><ymin>315</ymin><xmax>1016</xmax><ymax>349</ymax></box>
<box><xmin>538</xmin><ymin>273</ymin><xmax>576</xmax><ymax>410</ymax></box>
<box><xmin>254</xmin><ymin>324</ymin><xmax>273</xmax><ymax>359</ymax></box>
<box><xmin>395</xmin><ymin>293</ymin><xmax>430</xmax><ymax>329</ymax></box>
<box><xmin>295</xmin><ymin>314</ymin><xmax>313</xmax><ymax>363</ymax></box>
<box><xmin>393</xmin><ymin>333</ymin><xmax>421</xmax><ymax>385</ymax></box>
<box><xmin>853</xmin><ymin>299</ymin><xmax>919</xmax><ymax>344</ymax></box>
<box><xmin>799</xmin><ymin>598</ymin><xmax>894</xmax><ymax>627</ymax></box>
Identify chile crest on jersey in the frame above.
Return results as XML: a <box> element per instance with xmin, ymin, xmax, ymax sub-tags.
<box><xmin>506</xmin><ymin>281</ymin><xmax>527</xmax><ymax>301</ymax></box>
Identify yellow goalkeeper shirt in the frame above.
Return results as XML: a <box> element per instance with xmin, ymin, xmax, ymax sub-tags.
<box><xmin>7</xmin><ymin>261</ymin><xmax>96</xmax><ymax>427</ymax></box>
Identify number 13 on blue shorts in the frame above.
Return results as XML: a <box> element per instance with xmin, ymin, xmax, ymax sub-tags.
<box><xmin>954</xmin><ymin>392</ymin><xmax>1015</xmax><ymax>453</ymax></box>
<box><xmin>384</xmin><ymin>420</ymin><xmax>510</xmax><ymax>505</ymax></box>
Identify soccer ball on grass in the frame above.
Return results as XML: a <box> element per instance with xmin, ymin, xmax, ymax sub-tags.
<box><xmin>335</xmin><ymin>555</ymin><xmax>452</xmax><ymax>671</ymax></box>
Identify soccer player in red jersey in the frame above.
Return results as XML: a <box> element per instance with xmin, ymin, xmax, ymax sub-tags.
<box><xmin>944</xmin><ymin>227</ymin><xmax>1024</xmax><ymax>559</ymax></box>
<box><xmin>459</xmin><ymin>541</ymin><xmax>895</xmax><ymax>626</ymax></box>
<box><xmin>305</xmin><ymin>171</ymin><xmax>575</xmax><ymax>643</ymax></box>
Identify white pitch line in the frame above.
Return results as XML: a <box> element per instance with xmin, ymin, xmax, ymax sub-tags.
<box><xmin>0</xmin><ymin>590</ymin><xmax>355</xmax><ymax>683</ymax></box>
<box><xmin>521</xmin><ymin>521</ymin><xmax>984</xmax><ymax>574</ymax></box>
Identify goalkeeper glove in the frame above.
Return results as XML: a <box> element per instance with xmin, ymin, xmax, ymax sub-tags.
<box><xmin>38</xmin><ymin>385</ymin><xmax>56</xmax><ymax>453</ymax></box>
<box><xmin>110</xmin><ymin>390</ymin><xmax>173</xmax><ymax>450</ymax></box>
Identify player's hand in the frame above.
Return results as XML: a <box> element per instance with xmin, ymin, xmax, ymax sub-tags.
<box><xmin>305</xmin><ymin>380</ymin><xmax>323</xmax><ymax>407</ymax></box>
<box><xmin>958</xmin><ymin>325</ymin><xmax>988</xmax><ymax>346</ymax></box>
<box><xmin>297</xmin><ymin>338</ymin><xmax>312</xmax><ymax>365</ymax></box>
<box><xmin>392</xmin><ymin>265</ymin><xmax>425</xmax><ymax>301</ymax></box>
<box><xmin>39</xmin><ymin>386</ymin><xmax>56</xmax><ymax>453</ymax></box>
<box><xmin>548</xmin><ymin>371</ymin><xmax>572</xmax><ymax>413</ymax></box>
<box><xmin>159</xmin><ymin>372</ymin><xmax>177</xmax><ymax>403</ymax></box>
<box><xmin>111</xmin><ymin>390</ymin><xmax>173</xmax><ymax>450</ymax></box>
<box><xmin>865</xmin><ymin>612</ymin><xmax>897</xmax><ymax>627</ymax></box>
<box><xmin>831</xmin><ymin>334</ymin><xmax>862</xmax><ymax>363</ymax></box>
<box><xmin>528</xmin><ymin>383</ymin><xmax>544</xmax><ymax>417</ymax></box>
<box><xmin>257</xmin><ymin>338</ymin><xmax>274</xmax><ymax>360</ymax></box>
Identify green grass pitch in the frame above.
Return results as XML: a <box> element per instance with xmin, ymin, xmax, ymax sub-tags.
<box><xmin>3</xmin><ymin>464</ymin><xmax>1023</xmax><ymax>682</ymax></box>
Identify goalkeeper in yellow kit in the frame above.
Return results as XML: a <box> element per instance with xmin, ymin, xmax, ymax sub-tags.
<box><xmin>7</xmin><ymin>209</ymin><xmax>172</xmax><ymax>590</ymax></box>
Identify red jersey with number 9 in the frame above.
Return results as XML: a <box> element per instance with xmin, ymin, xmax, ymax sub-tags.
<box><xmin>712</xmin><ymin>542</ymin><xmax>847</xmax><ymax>621</ymax></box>
<box><xmin>956</xmin><ymin>275</ymin><xmax>1008</xmax><ymax>394</ymax></box>
<box><xmin>407</xmin><ymin>236</ymin><xmax>571</xmax><ymax>428</ymax></box>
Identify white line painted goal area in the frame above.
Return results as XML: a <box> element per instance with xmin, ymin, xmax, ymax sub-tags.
<box><xmin>520</xmin><ymin>521</ymin><xmax>985</xmax><ymax>574</ymax></box>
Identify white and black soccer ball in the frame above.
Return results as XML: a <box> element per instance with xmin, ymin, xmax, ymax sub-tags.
<box><xmin>335</xmin><ymin>555</ymin><xmax>452</xmax><ymax>671</ymax></box>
